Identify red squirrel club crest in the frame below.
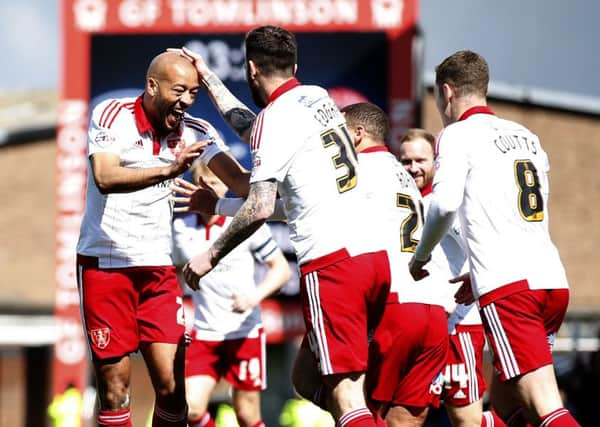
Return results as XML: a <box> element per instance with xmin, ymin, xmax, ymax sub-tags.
<box><xmin>90</xmin><ymin>328</ymin><xmax>110</xmax><ymax>350</ymax></box>
<box><xmin>167</xmin><ymin>135</ymin><xmax>185</xmax><ymax>157</ymax></box>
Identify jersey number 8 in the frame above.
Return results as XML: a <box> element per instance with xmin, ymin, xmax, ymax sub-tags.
<box><xmin>514</xmin><ymin>160</ymin><xmax>544</xmax><ymax>222</ymax></box>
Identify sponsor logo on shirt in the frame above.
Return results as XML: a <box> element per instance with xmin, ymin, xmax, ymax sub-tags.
<box><xmin>134</xmin><ymin>139</ymin><xmax>144</xmax><ymax>149</ymax></box>
<box><xmin>167</xmin><ymin>135</ymin><xmax>185</xmax><ymax>157</ymax></box>
<box><xmin>94</xmin><ymin>131</ymin><xmax>115</xmax><ymax>148</ymax></box>
<box><xmin>253</xmin><ymin>155</ymin><xmax>262</xmax><ymax>169</ymax></box>
<box><xmin>90</xmin><ymin>327</ymin><xmax>110</xmax><ymax>350</ymax></box>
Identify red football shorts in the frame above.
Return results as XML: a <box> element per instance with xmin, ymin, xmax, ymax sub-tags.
<box><xmin>185</xmin><ymin>327</ymin><xmax>266</xmax><ymax>391</ymax></box>
<box><xmin>299</xmin><ymin>249</ymin><xmax>391</xmax><ymax>375</ymax></box>
<box><xmin>76</xmin><ymin>254</ymin><xmax>186</xmax><ymax>360</ymax></box>
<box><xmin>442</xmin><ymin>325</ymin><xmax>486</xmax><ymax>407</ymax></box>
<box><xmin>479</xmin><ymin>284</ymin><xmax>569</xmax><ymax>381</ymax></box>
<box><xmin>367</xmin><ymin>303</ymin><xmax>448</xmax><ymax>408</ymax></box>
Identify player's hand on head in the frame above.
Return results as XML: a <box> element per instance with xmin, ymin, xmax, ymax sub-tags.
<box><xmin>451</xmin><ymin>273</ymin><xmax>475</xmax><ymax>305</ymax></box>
<box><xmin>231</xmin><ymin>291</ymin><xmax>259</xmax><ymax>313</ymax></box>
<box><xmin>408</xmin><ymin>255</ymin><xmax>431</xmax><ymax>281</ymax></box>
<box><xmin>167</xmin><ymin>47</ymin><xmax>213</xmax><ymax>80</ymax></box>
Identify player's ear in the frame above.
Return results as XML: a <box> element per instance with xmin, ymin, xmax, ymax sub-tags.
<box><xmin>442</xmin><ymin>83</ymin><xmax>453</xmax><ymax>103</ymax></box>
<box><xmin>147</xmin><ymin>77</ymin><xmax>159</xmax><ymax>96</ymax></box>
<box><xmin>248</xmin><ymin>60</ymin><xmax>260</xmax><ymax>80</ymax></box>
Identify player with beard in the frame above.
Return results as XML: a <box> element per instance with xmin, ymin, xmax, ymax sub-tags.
<box><xmin>174</xmin><ymin>27</ymin><xmax>393</xmax><ymax>427</ymax></box>
<box><xmin>76</xmin><ymin>51</ymin><xmax>250</xmax><ymax>427</ymax></box>
<box><xmin>399</xmin><ymin>129</ymin><xmax>506</xmax><ymax>427</ymax></box>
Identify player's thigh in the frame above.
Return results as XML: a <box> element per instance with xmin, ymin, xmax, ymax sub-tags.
<box><xmin>291</xmin><ymin>337</ymin><xmax>322</xmax><ymax>400</ymax></box>
<box><xmin>480</xmin><ymin>291</ymin><xmax>553</xmax><ymax>382</ymax></box>
<box><xmin>300</xmin><ymin>252</ymin><xmax>389</xmax><ymax>376</ymax></box>
<box><xmin>93</xmin><ymin>355</ymin><xmax>132</xmax><ymax>409</ymax></box>
<box><xmin>185</xmin><ymin>375</ymin><xmax>217</xmax><ymax>415</ymax></box>
<box><xmin>137</xmin><ymin>266</ymin><xmax>186</xmax><ymax>346</ymax></box>
<box><xmin>443</xmin><ymin>326</ymin><xmax>487</xmax><ymax>409</ymax></box>
<box><xmin>77</xmin><ymin>256</ymin><xmax>139</xmax><ymax>359</ymax></box>
<box><xmin>445</xmin><ymin>400</ymin><xmax>483</xmax><ymax>427</ymax></box>
<box><xmin>141</xmin><ymin>341</ymin><xmax>185</xmax><ymax>395</ymax></box>
<box><xmin>369</xmin><ymin>304</ymin><xmax>447</xmax><ymax>410</ymax></box>
<box><xmin>222</xmin><ymin>333</ymin><xmax>266</xmax><ymax>392</ymax></box>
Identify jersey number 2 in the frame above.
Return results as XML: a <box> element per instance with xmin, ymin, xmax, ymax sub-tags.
<box><xmin>514</xmin><ymin>160</ymin><xmax>544</xmax><ymax>222</ymax></box>
<box><xmin>397</xmin><ymin>193</ymin><xmax>423</xmax><ymax>252</ymax></box>
<box><xmin>321</xmin><ymin>125</ymin><xmax>358</xmax><ymax>193</ymax></box>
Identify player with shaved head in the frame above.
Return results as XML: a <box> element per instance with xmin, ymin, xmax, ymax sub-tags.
<box><xmin>76</xmin><ymin>51</ymin><xmax>250</xmax><ymax>426</ymax></box>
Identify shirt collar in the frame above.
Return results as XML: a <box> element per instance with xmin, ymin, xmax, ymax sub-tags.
<box><xmin>360</xmin><ymin>145</ymin><xmax>389</xmax><ymax>154</ymax></box>
<box><xmin>458</xmin><ymin>105</ymin><xmax>495</xmax><ymax>121</ymax></box>
<box><xmin>134</xmin><ymin>95</ymin><xmax>156</xmax><ymax>135</ymax></box>
<box><xmin>268</xmin><ymin>78</ymin><xmax>301</xmax><ymax>104</ymax></box>
<box><xmin>196</xmin><ymin>214</ymin><xmax>227</xmax><ymax>228</ymax></box>
<box><xmin>421</xmin><ymin>183</ymin><xmax>433</xmax><ymax>197</ymax></box>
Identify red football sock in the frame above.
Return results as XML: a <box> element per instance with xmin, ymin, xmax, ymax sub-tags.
<box><xmin>249</xmin><ymin>421</ymin><xmax>265</xmax><ymax>427</ymax></box>
<box><xmin>188</xmin><ymin>412</ymin><xmax>215</xmax><ymax>427</ymax></box>
<box><xmin>339</xmin><ymin>408</ymin><xmax>377</xmax><ymax>427</ymax></box>
<box><xmin>97</xmin><ymin>408</ymin><xmax>132</xmax><ymax>427</ymax></box>
<box><xmin>539</xmin><ymin>408</ymin><xmax>580</xmax><ymax>427</ymax></box>
<box><xmin>482</xmin><ymin>410</ymin><xmax>507</xmax><ymax>427</ymax></box>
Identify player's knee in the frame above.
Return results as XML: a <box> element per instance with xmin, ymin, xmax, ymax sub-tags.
<box><xmin>187</xmin><ymin>401</ymin><xmax>207</xmax><ymax>421</ymax></box>
<box><xmin>234</xmin><ymin>406</ymin><xmax>260</xmax><ymax>427</ymax></box>
<box><xmin>233</xmin><ymin>393</ymin><xmax>260</xmax><ymax>427</ymax></box>
<box><xmin>99</xmin><ymin>385</ymin><xmax>131</xmax><ymax>410</ymax></box>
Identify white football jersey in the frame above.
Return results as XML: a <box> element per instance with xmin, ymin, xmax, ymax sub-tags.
<box><xmin>249</xmin><ymin>79</ymin><xmax>372</xmax><ymax>265</ymax></box>
<box><xmin>77</xmin><ymin>96</ymin><xmax>227</xmax><ymax>268</ymax></box>
<box><xmin>172</xmin><ymin>215</ymin><xmax>280</xmax><ymax>340</ymax></box>
<box><xmin>357</xmin><ymin>148</ymin><xmax>445</xmax><ymax>306</ymax></box>
<box><xmin>421</xmin><ymin>192</ymin><xmax>481</xmax><ymax>330</ymax></box>
<box><xmin>429</xmin><ymin>107</ymin><xmax>568</xmax><ymax>300</ymax></box>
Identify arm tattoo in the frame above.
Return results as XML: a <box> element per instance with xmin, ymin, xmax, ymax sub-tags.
<box><xmin>204</xmin><ymin>73</ymin><xmax>256</xmax><ymax>141</ymax></box>
<box><xmin>211</xmin><ymin>180</ymin><xmax>277</xmax><ymax>261</ymax></box>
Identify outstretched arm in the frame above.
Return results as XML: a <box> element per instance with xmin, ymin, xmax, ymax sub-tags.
<box><xmin>171</xmin><ymin>47</ymin><xmax>256</xmax><ymax>143</ymax></box>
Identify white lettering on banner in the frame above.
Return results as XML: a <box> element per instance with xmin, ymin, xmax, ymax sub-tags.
<box><xmin>169</xmin><ymin>0</ymin><xmax>358</xmax><ymax>27</ymax></box>
<box><xmin>119</xmin><ymin>0</ymin><xmax>161</xmax><ymax>27</ymax></box>
<box><xmin>371</xmin><ymin>0</ymin><xmax>403</xmax><ymax>28</ymax></box>
<box><xmin>55</xmin><ymin>318</ymin><xmax>87</xmax><ymax>365</ymax></box>
<box><xmin>73</xmin><ymin>0</ymin><xmax>107</xmax><ymax>31</ymax></box>
<box><xmin>56</xmin><ymin>99</ymin><xmax>87</xmax><ymax>311</ymax></box>
<box><xmin>185</xmin><ymin>40</ymin><xmax>246</xmax><ymax>82</ymax></box>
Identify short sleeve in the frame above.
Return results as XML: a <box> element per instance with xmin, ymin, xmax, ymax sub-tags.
<box><xmin>88</xmin><ymin>100</ymin><xmax>121</xmax><ymax>156</ymax></box>
<box><xmin>249</xmin><ymin>110</ymin><xmax>295</xmax><ymax>184</ymax></box>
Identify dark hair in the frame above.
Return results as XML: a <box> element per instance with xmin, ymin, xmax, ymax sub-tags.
<box><xmin>245</xmin><ymin>26</ymin><xmax>297</xmax><ymax>77</ymax></box>
<box><xmin>435</xmin><ymin>50</ymin><xmax>489</xmax><ymax>98</ymax></box>
<box><xmin>400</xmin><ymin>128</ymin><xmax>435</xmax><ymax>153</ymax></box>
<box><xmin>340</xmin><ymin>102</ymin><xmax>389</xmax><ymax>142</ymax></box>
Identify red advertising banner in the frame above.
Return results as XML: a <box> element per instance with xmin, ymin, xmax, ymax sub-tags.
<box><xmin>57</xmin><ymin>0</ymin><xmax>420</xmax><ymax>398</ymax></box>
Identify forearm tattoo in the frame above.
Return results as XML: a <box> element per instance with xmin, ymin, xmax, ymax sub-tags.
<box><xmin>212</xmin><ymin>180</ymin><xmax>277</xmax><ymax>261</ymax></box>
<box><xmin>204</xmin><ymin>74</ymin><xmax>256</xmax><ymax>140</ymax></box>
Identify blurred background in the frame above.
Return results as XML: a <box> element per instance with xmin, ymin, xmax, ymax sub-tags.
<box><xmin>1</xmin><ymin>0</ymin><xmax>600</xmax><ymax>426</ymax></box>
